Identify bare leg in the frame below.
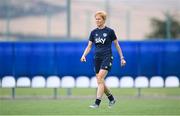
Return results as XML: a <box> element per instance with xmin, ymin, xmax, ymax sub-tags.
<box><xmin>90</xmin><ymin>69</ymin><xmax>115</xmax><ymax>108</ymax></box>
<box><xmin>96</xmin><ymin>72</ymin><xmax>112</xmax><ymax>97</ymax></box>
<box><xmin>96</xmin><ymin>69</ymin><xmax>108</xmax><ymax>99</ymax></box>
<box><xmin>104</xmin><ymin>84</ymin><xmax>112</xmax><ymax>96</ymax></box>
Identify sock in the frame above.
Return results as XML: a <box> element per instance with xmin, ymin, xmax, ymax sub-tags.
<box><xmin>95</xmin><ymin>99</ymin><xmax>101</xmax><ymax>106</ymax></box>
<box><xmin>105</xmin><ymin>92</ymin><xmax>111</xmax><ymax>97</ymax></box>
<box><xmin>108</xmin><ymin>94</ymin><xmax>114</xmax><ymax>101</ymax></box>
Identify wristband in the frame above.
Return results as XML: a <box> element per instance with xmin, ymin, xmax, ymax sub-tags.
<box><xmin>121</xmin><ymin>57</ymin><xmax>124</xmax><ymax>60</ymax></box>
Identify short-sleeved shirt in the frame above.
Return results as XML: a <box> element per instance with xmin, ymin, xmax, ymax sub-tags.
<box><xmin>89</xmin><ymin>26</ymin><xmax>117</xmax><ymax>58</ymax></box>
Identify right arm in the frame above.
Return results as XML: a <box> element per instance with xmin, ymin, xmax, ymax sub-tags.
<box><xmin>80</xmin><ymin>41</ymin><xmax>93</xmax><ymax>62</ymax></box>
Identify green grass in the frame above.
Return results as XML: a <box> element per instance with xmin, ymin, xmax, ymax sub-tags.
<box><xmin>1</xmin><ymin>88</ymin><xmax>180</xmax><ymax>96</ymax></box>
<box><xmin>1</xmin><ymin>97</ymin><xmax>180</xmax><ymax>115</ymax></box>
<box><xmin>0</xmin><ymin>88</ymin><xmax>180</xmax><ymax>115</ymax></box>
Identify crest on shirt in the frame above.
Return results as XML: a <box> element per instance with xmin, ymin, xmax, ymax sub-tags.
<box><xmin>105</xmin><ymin>66</ymin><xmax>108</xmax><ymax>69</ymax></box>
<box><xmin>95</xmin><ymin>34</ymin><xmax>98</xmax><ymax>36</ymax></box>
<box><xmin>103</xmin><ymin>33</ymin><xmax>107</xmax><ymax>37</ymax></box>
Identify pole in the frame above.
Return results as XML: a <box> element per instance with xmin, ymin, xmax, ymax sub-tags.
<box><xmin>126</xmin><ymin>10</ymin><xmax>131</xmax><ymax>40</ymax></box>
<box><xmin>66</xmin><ymin>0</ymin><xmax>71</xmax><ymax>38</ymax></box>
<box><xmin>86</xmin><ymin>10</ymin><xmax>91</xmax><ymax>36</ymax></box>
<box><xmin>47</xmin><ymin>9</ymin><xmax>51</xmax><ymax>38</ymax></box>
<box><xmin>5</xmin><ymin>0</ymin><xmax>10</xmax><ymax>40</ymax></box>
<box><xmin>166</xmin><ymin>12</ymin><xmax>171</xmax><ymax>39</ymax></box>
<box><xmin>105</xmin><ymin>0</ymin><xmax>110</xmax><ymax>26</ymax></box>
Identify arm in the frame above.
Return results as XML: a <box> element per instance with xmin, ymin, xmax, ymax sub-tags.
<box><xmin>80</xmin><ymin>41</ymin><xmax>93</xmax><ymax>62</ymax></box>
<box><xmin>114</xmin><ymin>39</ymin><xmax>124</xmax><ymax>59</ymax></box>
<box><xmin>113</xmin><ymin>39</ymin><xmax>126</xmax><ymax>66</ymax></box>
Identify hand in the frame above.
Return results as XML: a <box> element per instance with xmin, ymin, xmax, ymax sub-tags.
<box><xmin>80</xmin><ymin>55</ymin><xmax>86</xmax><ymax>62</ymax></box>
<box><xmin>121</xmin><ymin>58</ymin><xmax>126</xmax><ymax>67</ymax></box>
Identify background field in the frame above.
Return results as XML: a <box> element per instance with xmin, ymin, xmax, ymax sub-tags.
<box><xmin>0</xmin><ymin>88</ymin><xmax>180</xmax><ymax>115</ymax></box>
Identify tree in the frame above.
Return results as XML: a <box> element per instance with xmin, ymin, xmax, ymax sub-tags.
<box><xmin>146</xmin><ymin>14</ymin><xmax>180</xmax><ymax>39</ymax></box>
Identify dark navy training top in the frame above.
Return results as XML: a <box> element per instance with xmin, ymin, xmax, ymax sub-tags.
<box><xmin>89</xmin><ymin>26</ymin><xmax>117</xmax><ymax>58</ymax></box>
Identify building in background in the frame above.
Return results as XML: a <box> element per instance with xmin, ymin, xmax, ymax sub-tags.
<box><xmin>0</xmin><ymin>0</ymin><xmax>179</xmax><ymax>41</ymax></box>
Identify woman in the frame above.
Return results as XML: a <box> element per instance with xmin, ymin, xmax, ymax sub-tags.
<box><xmin>80</xmin><ymin>11</ymin><xmax>126</xmax><ymax>108</ymax></box>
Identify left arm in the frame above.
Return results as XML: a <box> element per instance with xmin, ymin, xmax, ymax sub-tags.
<box><xmin>114</xmin><ymin>39</ymin><xmax>124</xmax><ymax>59</ymax></box>
<box><xmin>113</xmin><ymin>39</ymin><xmax>126</xmax><ymax>67</ymax></box>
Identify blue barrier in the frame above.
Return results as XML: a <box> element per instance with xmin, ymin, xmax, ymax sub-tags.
<box><xmin>0</xmin><ymin>43</ymin><xmax>14</xmax><ymax>77</ymax></box>
<box><xmin>0</xmin><ymin>41</ymin><xmax>180</xmax><ymax>79</ymax></box>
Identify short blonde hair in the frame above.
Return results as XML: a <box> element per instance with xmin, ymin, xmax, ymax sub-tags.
<box><xmin>95</xmin><ymin>11</ymin><xmax>107</xmax><ymax>21</ymax></box>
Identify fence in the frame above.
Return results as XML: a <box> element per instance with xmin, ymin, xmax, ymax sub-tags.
<box><xmin>0</xmin><ymin>40</ymin><xmax>180</xmax><ymax>79</ymax></box>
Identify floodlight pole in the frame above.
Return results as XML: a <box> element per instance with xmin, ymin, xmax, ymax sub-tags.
<box><xmin>5</xmin><ymin>0</ymin><xmax>10</xmax><ymax>40</ymax></box>
<box><xmin>126</xmin><ymin>10</ymin><xmax>131</xmax><ymax>40</ymax></box>
<box><xmin>166</xmin><ymin>12</ymin><xmax>171</xmax><ymax>39</ymax></box>
<box><xmin>105</xmin><ymin>0</ymin><xmax>110</xmax><ymax>26</ymax></box>
<box><xmin>86</xmin><ymin>10</ymin><xmax>91</xmax><ymax>36</ymax></box>
<box><xmin>67</xmin><ymin>0</ymin><xmax>71</xmax><ymax>39</ymax></box>
<box><xmin>47</xmin><ymin>9</ymin><xmax>51</xmax><ymax>38</ymax></box>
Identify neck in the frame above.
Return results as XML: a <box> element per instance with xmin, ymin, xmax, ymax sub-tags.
<box><xmin>98</xmin><ymin>25</ymin><xmax>105</xmax><ymax>29</ymax></box>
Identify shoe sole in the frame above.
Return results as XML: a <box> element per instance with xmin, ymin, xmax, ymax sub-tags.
<box><xmin>89</xmin><ymin>105</ymin><xmax>99</xmax><ymax>109</ymax></box>
<box><xmin>108</xmin><ymin>101</ymin><xmax>116</xmax><ymax>108</ymax></box>
<box><xmin>89</xmin><ymin>106</ymin><xmax>99</xmax><ymax>109</ymax></box>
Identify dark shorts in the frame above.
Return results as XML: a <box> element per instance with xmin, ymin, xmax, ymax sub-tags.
<box><xmin>94</xmin><ymin>56</ymin><xmax>113</xmax><ymax>74</ymax></box>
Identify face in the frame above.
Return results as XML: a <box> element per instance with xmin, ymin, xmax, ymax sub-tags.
<box><xmin>95</xmin><ymin>15</ymin><xmax>105</xmax><ymax>28</ymax></box>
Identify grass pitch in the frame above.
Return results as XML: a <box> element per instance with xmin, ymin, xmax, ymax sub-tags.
<box><xmin>0</xmin><ymin>88</ymin><xmax>180</xmax><ymax>115</ymax></box>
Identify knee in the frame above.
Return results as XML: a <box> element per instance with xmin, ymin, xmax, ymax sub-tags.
<box><xmin>97</xmin><ymin>77</ymin><xmax>104</xmax><ymax>85</ymax></box>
